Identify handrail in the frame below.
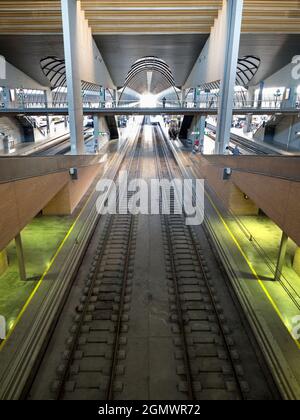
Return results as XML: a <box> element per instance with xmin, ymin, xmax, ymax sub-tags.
<box><xmin>1</xmin><ymin>98</ymin><xmax>300</xmax><ymax>111</ymax></box>
<box><xmin>201</xmin><ymin>155</ymin><xmax>300</xmax><ymax>182</ymax></box>
<box><xmin>0</xmin><ymin>155</ymin><xmax>104</xmax><ymax>183</ymax></box>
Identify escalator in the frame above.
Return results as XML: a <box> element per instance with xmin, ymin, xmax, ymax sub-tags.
<box><xmin>178</xmin><ymin>115</ymin><xmax>194</xmax><ymax>140</ymax></box>
<box><xmin>105</xmin><ymin>116</ymin><xmax>119</xmax><ymax>140</ymax></box>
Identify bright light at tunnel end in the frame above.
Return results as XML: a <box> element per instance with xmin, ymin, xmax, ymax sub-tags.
<box><xmin>140</xmin><ymin>93</ymin><xmax>157</xmax><ymax>108</ymax></box>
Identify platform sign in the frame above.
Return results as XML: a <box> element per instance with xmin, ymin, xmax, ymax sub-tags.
<box><xmin>0</xmin><ymin>315</ymin><xmax>6</xmax><ymax>340</ymax></box>
<box><xmin>0</xmin><ymin>55</ymin><xmax>6</xmax><ymax>80</ymax></box>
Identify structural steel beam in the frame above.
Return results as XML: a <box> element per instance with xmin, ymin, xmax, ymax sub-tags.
<box><xmin>215</xmin><ymin>0</ymin><xmax>244</xmax><ymax>154</ymax></box>
<box><xmin>61</xmin><ymin>0</ymin><xmax>84</xmax><ymax>155</ymax></box>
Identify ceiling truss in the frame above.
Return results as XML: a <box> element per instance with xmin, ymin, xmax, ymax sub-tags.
<box><xmin>0</xmin><ymin>1</ymin><xmax>299</xmax><ymax>34</ymax></box>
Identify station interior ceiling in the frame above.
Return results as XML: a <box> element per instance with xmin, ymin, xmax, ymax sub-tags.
<box><xmin>0</xmin><ymin>1</ymin><xmax>299</xmax><ymax>89</ymax></box>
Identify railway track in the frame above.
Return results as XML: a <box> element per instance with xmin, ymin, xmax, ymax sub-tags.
<box><xmin>153</xmin><ymin>126</ymin><xmax>248</xmax><ymax>399</ymax></box>
<box><xmin>23</xmin><ymin>121</ymin><xmax>279</xmax><ymax>400</ymax></box>
<box><xmin>46</xmin><ymin>128</ymin><xmax>142</xmax><ymax>400</ymax></box>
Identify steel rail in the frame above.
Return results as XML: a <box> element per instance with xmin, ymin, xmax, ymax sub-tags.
<box><xmin>152</xmin><ymin>125</ymin><xmax>195</xmax><ymax>400</ymax></box>
<box><xmin>155</xmin><ymin>123</ymin><xmax>245</xmax><ymax>400</ymax></box>
<box><xmin>56</xmin><ymin>124</ymin><xmax>141</xmax><ymax>400</ymax></box>
<box><xmin>0</xmin><ymin>124</ymin><xmax>142</xmax><ymax>400</ymax></box>
<box><xmin>106</xmin><ymin>129</ymin><xmax>143</xmax><ymax>400</ymax></box>
<box><xmin>163</xmin><ymin>124</ymin><xmax>299</xmax><ymax>400</ymax></box>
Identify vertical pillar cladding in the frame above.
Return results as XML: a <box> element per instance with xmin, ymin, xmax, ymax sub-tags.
<box><xmin>61</xmin><ymin>0</ymin><xmax>84</xmax><ymax>155</ymax></box>
<box><xmin>215</xmin><ymin>0</ymin><xmax>244</xmax><ymax>154</ymax></box>
<box><xmin>15</xmin><ymin>233</ymin><xmax>26</xmax><ymax>281</ymax></box>
<box><xmin>93</xmin><ymin>115</ymin><xmax>101</xmax><ymax>144</ymax></box>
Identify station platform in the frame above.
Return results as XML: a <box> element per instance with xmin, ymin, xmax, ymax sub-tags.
<box><xmin>0</xmin><ymin>215</ymin><xmax>73</xmax><ymax>330</ymax></box>
<box><xmin>0</xmin><ymin>123</ymin><xmax>70</xmax><ymax>156</ymax></box>
<box><xmin>230</xmin><ymin>127</ymin><xmax>296</xmax><ymax>156</ymax></box>
<box><xmin>206</xmin><ymin>118</ymin><xmax>296</xmax><ymax>156</ymax></box>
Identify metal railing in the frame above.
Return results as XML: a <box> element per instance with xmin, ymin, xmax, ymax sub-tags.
<box><xmin>1</xmin><ymin>98</ymin><xmax>300</xmax><ymax>111</ymax></box>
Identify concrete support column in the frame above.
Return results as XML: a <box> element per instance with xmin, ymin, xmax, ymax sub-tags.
<box><xmin>44</xmin><ymin>90</ymin><xmax>52</xmax><ymax>134</ymax></box>
<box><xmin>286</xmin><ymin>86</ymin><xmax>298</xmax><ymax>108</ymax></box>
<box><xmin>286</xmin><ymin>115</ymin><xmax>295</xmax><ymax>151</ymax></box>
<box><xmin>114</xmin><ymin>89</ymin><xmax>119</xmax><ymax>107</ymax></box>
<box><xmin>15</xmin><ymin>233</ymin><xmax>26</xmax><ymax>281</ymax></box>
<box><xmin>44</xmin><ymin>89</ymin><xmax>52</xmax><ymax>106</ymax></box>
<box><xmin>244</xmin><ymin>113</ymin><xmax>253</xmax><ymax>133</ymax></box>
<box><xmin>257</xmin><ymin>81</ymin><xmax>264</xmax><ymax>109</ymax></box>
<box><xmin>93</xmin><ymin>115</ymin><xmax>100</xmax><ymax>152</ymax></box>
<box><xmin>2</xmin><ymin>87</ymin><xmax>10</xmax><ymax>108</ymax></box>
<box><xmin>99</xmin><ymin>87</ymin><xmax>105</xmax><ymax>107</ymax></box>
<box><xmin>247</xmin><ymin>86</ymin><xmax>255</xmax><ymax>107</ymax></box>
<box><xmin>215</xmin><ymin>0</ymin><xmax>243</xmax><ymax>154</ymax></box>
<box><xmin>197</xmin><ymin>115</ymin><xmax>206</xmax><ymax>152</ymax></box>
<box><xmin>274</xmin><ymin>231</ymin><xmax>288</xmax><ymax>281</ymax></box>
<box><xmin>61</xmin><ymin>0</ymin><xmax>84</xmax><ymax>155</ymax></box>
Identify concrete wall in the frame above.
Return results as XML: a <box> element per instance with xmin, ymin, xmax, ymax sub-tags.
<box><xmin>193</xmin><ymin>157</ymin><xmax>258</xmax><ymax>215</ymax></box>
<box><xmin>204</xmin><ymin>155</ymin><xmax>300</xmax><ymax>180</ymax></box>
<box><xmin>184</xmin><ymin>0</ymin><xmax>227</xmax><ymax>88</ymax></box>
<box><xmin>0</xmin><ymin>172</ymin><xmax>69</xmax><ymax>250</ymax></box>
<box><xmin>258</xmin><ymin>62</ymin><xmax>299</xmax><ymax>90</ymax></box>
<box><xmin>193</xmin><ymin>155</ymin><xmax>300</xmax><ymax>246</ymax></box>
<box><xmin>0</xmin><ymin>60</ymin><xmax>48</xmax><ymax>90</ymax></box>
<box><xmin>0</xmin><ymin>154</ymin><xmax>105</xmax><ymax>251</ymax></box>
<box><xmin>43</xmin><ymin>163</ymin><xmax>102</xmax><ymax>215</ymax></box>
<box><xmin>228</xmin><ymin>184</ymin><xmax>259</xmax><ymax>216</ymax></box>
<box><xmin>77</xmin><ymin>2</ymin><xmax>115</xmax><ymax>89</ymax></box>
<box><xmin>231</xmin><ymin>172</ymin><xmax>300</xmax><ymax>245</ymax></box>
<box><xmin>273</xmin><ymin>115</ymin><xmax>300</xmax><ymax>151</ymax></box>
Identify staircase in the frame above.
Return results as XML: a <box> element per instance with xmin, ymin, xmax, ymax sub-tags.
<box><xmin>16</xmin><ymin>115</ymin><xmax>46</xmax><ymax>141</ymax></box>
<box><xmin>253</xmin><ymin>114</ymin><xmax>285</xmax><ymax>142</ymax></box>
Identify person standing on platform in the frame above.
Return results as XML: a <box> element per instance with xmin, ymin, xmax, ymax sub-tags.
<box><xmin>233</xmin><ymin>145</ymin><xmax>241</xmax><ymax>155</ymax></box>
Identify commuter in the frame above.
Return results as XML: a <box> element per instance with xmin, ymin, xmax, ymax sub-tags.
<box><xmin>94</xmin><ymin>138</ymin><xmax>98</xmax><ymax>153</ymax></box>
<box><xmin>162</xmin><ymin>97</ymin><xmax>166</xmax><ymax>109</ymax></box>
<box><xmin>232</xmin><ymin>145</ymin><xmax>241</xmax><ymax>156</ymax></box>
<box><xmin>193</xmin><ymin>139</ymin><xmax>200</xmax><ymax>154</ymax></box>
